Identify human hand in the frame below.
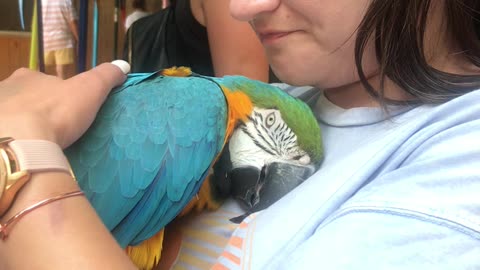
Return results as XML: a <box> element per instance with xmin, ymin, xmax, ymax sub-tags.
<box><xmin>0</xmin><ymin>60</ymin><xmax>130</xmax><ymax>148</ymax></box>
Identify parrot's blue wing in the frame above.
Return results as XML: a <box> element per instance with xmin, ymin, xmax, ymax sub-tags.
<box><xmin>65</xmin><ymin>74</ymin><xmax>227</xmax><ymax>247</ymax></box>
<box><xmin>113</xmin><ymin>72</ymin><xmax>159</xmax><ymax>92</ymax></box>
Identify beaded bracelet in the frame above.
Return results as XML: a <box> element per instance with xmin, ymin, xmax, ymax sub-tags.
<box><xmin>0</xmin><ymin>190</ymin><xmax>85</xmax><ymax>240</ymax></box>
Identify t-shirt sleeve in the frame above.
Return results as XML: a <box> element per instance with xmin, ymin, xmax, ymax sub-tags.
<box><xmin>62</xmin><ymin>0</ymin><xmax>78</xmax><ymax>22</ymax></box>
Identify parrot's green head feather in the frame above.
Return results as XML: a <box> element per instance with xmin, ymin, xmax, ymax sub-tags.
<box><xmin>216</xmin><ymin>76</ymin><xmax>323</xmax><ymax>164</ymax></box>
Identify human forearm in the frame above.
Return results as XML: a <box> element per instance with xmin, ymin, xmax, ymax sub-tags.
<box><xmin>0</xmin><ymin>62</ymin><xmax>131</xmax><ymax>270</ymax></box>
<box><xmin>0</xmin><ymin>171</ymin><xmax>137</xmax><ymax>270</ymax></box>
<box><xmin>69</xmin><ymin>20</ymin><xmax>79</xmax><ymax>42</ymax></box>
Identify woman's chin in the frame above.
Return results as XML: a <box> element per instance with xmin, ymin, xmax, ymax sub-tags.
<box><xmin>271</xmin><ymin>66</ymin><xmax>316</xmax><ymax>87</ymax></box>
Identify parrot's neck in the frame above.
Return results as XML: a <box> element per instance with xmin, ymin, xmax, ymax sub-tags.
<box><xmin>220</xmin><ymin>87</ymin><xmax>254</xmax><ymax>146</ymax></box>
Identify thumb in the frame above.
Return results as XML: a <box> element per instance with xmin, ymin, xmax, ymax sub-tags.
<box><xmin>65</xmin><ymin>60</ymin><xmax>130</xmax><ymax>108</ymax></box>
<box><xmin>57</xmin><ymin>60</ymin><xmax>130</xmax><ymax>147</ymax></box>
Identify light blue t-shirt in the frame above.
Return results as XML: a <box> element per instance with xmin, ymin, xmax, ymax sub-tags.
<box><xmin>213</xmin><ymin>87</ymin><xmax>480</xmax><ymax>269</ymax></box>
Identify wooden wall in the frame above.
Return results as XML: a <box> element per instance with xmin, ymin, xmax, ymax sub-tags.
<box><xmin>0</xmin><ymin>0</ymin><xmax>162</xmax><ymax>80</ymax></box>
<box><xmin>0</xmin><ymin>31</ymin><xmax>30</xmax><ymax>80</ymax></box>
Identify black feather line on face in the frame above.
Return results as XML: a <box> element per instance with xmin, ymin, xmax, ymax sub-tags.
<box><xmin>242</xmin><ymin>110</ymin><xmax>300</xmax><ymax>159</ymax></box>
<box><xmin>254</xmin><ymin>111</ymin><xmax>264</xmax><ymax>122</ymax></box>
<box><xmin>260</xmin><ymin>121</ymin><xmax>277</xmax><ymax>144</ymax></box>
<box><xmin>286</xmin><ymin>133</ymin><xmax>295</xmax><ymax>142</ymax></box>
<box><xmin>274</xmin><ymin>123</ymin><xmax>282</xmax><ymax>133</ymax></box>
<box><xmin>241</xmin><ymin>125</ymin><xmax>278</xmax><ymax>156</ymax></box>
<box><xmin>247</xmin><ymin>115</ymin><xmax>257</xmax><ymax>126</ymax></box>
<box><xmin>250</xmin><ymin>118</ymin><xmax>280</xmax><ymax>156</ymax></box>
<box><xmin>285</xmin><ymin>145</ymin><xmax>296</xmax><ymax>152</ymax></box>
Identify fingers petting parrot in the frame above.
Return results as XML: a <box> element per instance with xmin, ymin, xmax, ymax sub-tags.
<box><xmin>65</xmin><ymin>67</ymin><xmax>323</xmax><ymax>270</ymax></box>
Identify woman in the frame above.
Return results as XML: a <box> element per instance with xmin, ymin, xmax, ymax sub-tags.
<box><xmin>125</xmin><ymin>0</ymin><xmax>151</xmax><ymax>31</ymax></box>
<box><xmin>175</xmin><ymin>0</ymin><xmax>270</xmax><ymax>80</ymax></box>
<box><xmin>0</xmin><ymin>1</ymin><xmax>479</xmax><ymax>269</ymax></box>
<box><xmin>125</xmin><ymin>0</ymin><xmax>271</xmax><ymax>82</ymax></box>
<box><xmin>214</xmin><ymin>0</ymin><xmax>480</xmax><ymax>269</ymax></box>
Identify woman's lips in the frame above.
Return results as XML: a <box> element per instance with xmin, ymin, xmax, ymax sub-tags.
<box><xmin>258</xmin><ymin>31</ymin><xmax>295</xmax><ymax>45</ymax></box>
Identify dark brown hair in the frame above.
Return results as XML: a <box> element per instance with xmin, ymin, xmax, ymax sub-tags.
<box><xmin>133</xmin><ymin>0</ymin><xmax>147</xmax><ymax>10</ymax></box>
<box><xmin>355</xmin><ymin>0</ymin><xmax>480</xmax><ymax>105</ymax></box>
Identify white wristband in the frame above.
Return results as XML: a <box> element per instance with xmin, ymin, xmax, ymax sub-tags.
<box><xmin>8</xmin><ymin>140</ymin><xmax>72</xmax><ymax>174</ymax></box>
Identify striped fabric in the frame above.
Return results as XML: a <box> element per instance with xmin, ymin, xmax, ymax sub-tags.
<box><xmin>41</xmin><ymin>0</ymin><xmax>77</xmax><ymax>52</ymax></box>
<box><xmin>169</xmin><ymin>200</ymin><xmax>249</xmax><ymax>270</ymax></box>
<box><xmin>211</xmin><ymin>213</ymin><xmax>258</xmax><ymax>270</ymax></box>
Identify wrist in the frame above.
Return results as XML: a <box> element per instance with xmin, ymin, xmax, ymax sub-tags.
<box><xmin>0</xmin><ymin>138</ymin><xmax>75</xmax><ymax>225</ymax></box>
<box><xmin>0</xmin><ymin>172</ymin><xmax>78</xmax><ymax>223</ymax></box>
<box><xmin>0</xmin><ymin>114</ymin><xmax>58</xmax><ymax>145</ymax></box>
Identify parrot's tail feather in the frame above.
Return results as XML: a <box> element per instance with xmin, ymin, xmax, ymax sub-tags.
<box><xmin>126</xmin><ymin>230</ymin><xmax>164</xmax><ymax>270</ymax></box>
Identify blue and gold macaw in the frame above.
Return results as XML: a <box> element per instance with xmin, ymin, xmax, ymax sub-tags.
<box><xmin>65</xmin><ymin>67</ymin><xmax>323</xmax><ymax>270</ymax></box>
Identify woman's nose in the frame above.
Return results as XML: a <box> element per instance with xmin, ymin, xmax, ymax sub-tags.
<box><xmin>229</xmin><ymin>0</ymin><xmax>279</xmax><ymax>21</ymax></box>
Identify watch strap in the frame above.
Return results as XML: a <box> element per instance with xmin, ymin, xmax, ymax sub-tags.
<box><xmin>8</xmin><ymin>140</ymin><xmax>72</xmax><ymax>174</ymax></box>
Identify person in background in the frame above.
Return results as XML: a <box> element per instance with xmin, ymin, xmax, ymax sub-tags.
<box><xmin>125</xmin><ymin>0</ymin><xmax>151</xmax><ymax>31</ymax></box>
<box><xmin>42</xmin><ymin>0</ymin><xmax>78</xmax><ymax>79</ymax></box>
<box><xmin>174</xmin><ymin>0</ymin><xmax>270</xmax><ymax>81</ymax></box>
<box><xmin>126</xmin><ymin>0</ymin><xmax>271</xmax><ymax>82</ymax></box>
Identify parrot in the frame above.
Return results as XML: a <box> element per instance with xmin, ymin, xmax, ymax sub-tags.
<box><xmin>65</xmin><ymin>67</ymin><xmax>323</xmax><ymax>270</ymax></box>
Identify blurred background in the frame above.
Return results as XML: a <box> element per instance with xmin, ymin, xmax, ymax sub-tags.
<box><xmin>0</xmin><ymin>0</ymin><xmax>163</xmax><ymax>80</ymax></box>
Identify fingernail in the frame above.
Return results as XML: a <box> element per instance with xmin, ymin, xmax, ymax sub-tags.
<box><xmin>111</xmin><ymin>60</ymin><xmax>131</xmax><ymax>74</ymax></box>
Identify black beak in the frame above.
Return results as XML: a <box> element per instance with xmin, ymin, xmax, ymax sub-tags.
<box><xmin>229</xmin><ymin>161</ymin><xmax>316</xmax><ymax>223</ymax></box>
<box><xmin>229</xmin><ymin>166</ymin><xmax>265</xmax><ymax>209</ymax></box>
<box><xmin>210</xmin><ymin>143</ymin><xmax>317</xmax><ymax>223</ymax></box>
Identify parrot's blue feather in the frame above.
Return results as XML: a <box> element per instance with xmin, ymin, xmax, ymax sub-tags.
<box><xmin>168</xmin><ymin>145</ymin><xmax>197</xmax><ymax>201</ymax></box>
<box><xmin>125</xmin><ymin>142</ymin><xmax>141</xmax><ymax>160</ymax></box>
<box><xmin>79</xmin><ymin>139</ymin><xmax>109</xmax><ymax>167</ymax></box>
<box><xmin>140</xmin><ymin>141</ymin><xmax>167</xmax><ymax>172</ymax></box>
<box><xmin>65</xmin><ymin>73</ymin><xmax>227</xmax><ymax>247</ymax></box>
<box><xmin>67</xmin><ymin>149</ymin><xmax>87</xmax><ymax>179</ymax></box>
<box><xmin>113</xmin><ymin>72</ymin><xmax>159</xmax><ymax>92</ymax></box>
<box><xmin>133</xmin><ymin>161</ymin><xmax>208</xmax><ymax>244</ymax></box>
<box><xmin>109</xmin><ymin>141</ymin><xmax>126</xmax><ymax>160</ymax></box>
<box><xmin>113</xmin><ymin>168</ymin><xmax>168</xmax><ymax>246</ymax></box>
<box><xmin>87</xmin><ymin>149</ymin><xmax>119</xmax><ymax>193</ymax></box>
<box><xmin>83</xmin><ymin>130</ymin><xmax>110</xmax><ymax>151</ymax></box>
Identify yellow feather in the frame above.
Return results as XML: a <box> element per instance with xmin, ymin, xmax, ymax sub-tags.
<box><xmin>161</xmin><ymin>66</ymin><xmax>192</xmax><ymax>77</ymax></box>
<box><xmin>126</xmin><ymin>230</ymin><xmax>164</xmax><ymax>270</ymax></box>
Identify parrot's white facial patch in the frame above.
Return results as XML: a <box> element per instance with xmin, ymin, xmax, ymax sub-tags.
<box><xmin>229</xmin><ymin>107</ymin><xmax>311</xmax><ymax>169</ymax></box>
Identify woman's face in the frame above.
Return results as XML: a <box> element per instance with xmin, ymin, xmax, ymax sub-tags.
<box><xmin>230</xmin><ymin>0</ymin><xmax>378</xmax><ymax>89</ymax></box>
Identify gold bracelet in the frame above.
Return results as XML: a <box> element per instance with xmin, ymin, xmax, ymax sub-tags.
<box><xmin>0</xmin><ymin>190</ymin><xmax>85</xmax><ymax>240</ymax></box>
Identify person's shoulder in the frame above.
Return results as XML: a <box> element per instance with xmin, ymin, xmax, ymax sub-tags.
<box><xmin>442</xmin><ymin>87</ymin><xmax>480</xmax><ymax>108</ymax></box>
<box><xmin>426</xmin><ymin>88</ymin><xmax>480</xmax><ymax>124</ymax></box>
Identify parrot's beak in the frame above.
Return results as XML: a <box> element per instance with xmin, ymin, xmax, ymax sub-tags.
<box><xmin>230</xmin><ymin>162</ymin><xmax>316</xmax><ymax>215</ymax></box>
<box><xmin>229</xmin><ymin>166</ymin><xmax>265</xmax><ymax>209</ymax></box>
<box><xmin>211</xmin><ymin>142</ymin><xmax>318</xmax><ymax>223</ymax></box>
